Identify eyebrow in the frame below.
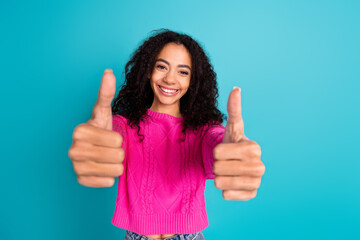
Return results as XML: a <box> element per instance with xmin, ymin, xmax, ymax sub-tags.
<box><xmin>156</xmin><ymin>58</ymin><xmax>192</xmax><ymax>71</ymax></box>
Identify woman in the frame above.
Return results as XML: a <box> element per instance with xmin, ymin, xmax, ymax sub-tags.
<box><xmin>113</xmin><ymin>29</ymin><xmax>224</xmax><ymax>240</ymax></box>
<box><xmin>68</xmin><ymin>29</ymin><xmax>265</xmax><ymax>240</ymax></box>
<box><xmin>112</xmin><ymin>29</ymin><xmax>225</xmax><ymax>140</ymax></box>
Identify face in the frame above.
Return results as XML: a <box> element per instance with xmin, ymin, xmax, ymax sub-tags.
<box><xmin>149</xmin><ymin>42</ymin><xmax>192</xmax><ymax>117</ymax></box>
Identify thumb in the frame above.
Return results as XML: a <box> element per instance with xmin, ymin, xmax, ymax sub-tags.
<box><xmin>222</xmin><ymin>87</ymin><xmax>245</xmax><ymax>143</ymax></box>
<box><xmin>88</xmin><ymin>69</ymin><xmax>116</xmax><ymax>130</ymax></box>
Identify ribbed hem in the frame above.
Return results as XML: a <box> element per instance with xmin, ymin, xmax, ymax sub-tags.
<box><xmin>111</xmin><ymin>205</ymin><xmax>209</xmax><ymax>235</ymax></box>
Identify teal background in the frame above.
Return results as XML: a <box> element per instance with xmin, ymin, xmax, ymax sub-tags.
<box><xmin>1</xmin><ymin>0</ymin><xmax>359</xmax><ymax>239</ymax></box>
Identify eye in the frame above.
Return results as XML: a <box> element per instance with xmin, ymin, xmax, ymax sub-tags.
<box><xmin>179</xmin><ymin>70</ymin><xmax>189</xmax><ymax>76</ymax></box>
<box><xmin>156</xmin><ymin>65</ymin><xmax>166</xmax><ymax>70</ymax></box>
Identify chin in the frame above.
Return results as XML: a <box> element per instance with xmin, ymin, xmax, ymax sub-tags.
<box><xmin>158</xmin><ymin>97</ymin><xmax>180</xmax><ymax>106</ymax></box>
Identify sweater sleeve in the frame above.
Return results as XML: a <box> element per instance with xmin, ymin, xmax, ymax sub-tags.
<box><xmin>112</xmin><ymin>114</ymin><xmax>127</xmax><ymax>154</ymax></box>
<box><xmin>201</xmin><ymin>123</ymin><xmax>225</xmax><ymax>180</ymax></box>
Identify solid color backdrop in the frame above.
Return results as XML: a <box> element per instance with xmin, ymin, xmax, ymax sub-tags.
<box><xmin>1</xmin><ymin>0</ymin><xmax>359</xmax><ymax>239</ymax></box>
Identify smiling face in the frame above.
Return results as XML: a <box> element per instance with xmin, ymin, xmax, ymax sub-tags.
<box><xmin>149</xmin><ymin>42</ymin><xmax>192</xmax><ymax>118</ymax></box>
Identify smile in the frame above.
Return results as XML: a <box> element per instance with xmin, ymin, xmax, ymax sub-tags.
<box><xmin>157</xmin><ymin>85</ymin><xmax>179</xmax><ymax>96</ymax></box>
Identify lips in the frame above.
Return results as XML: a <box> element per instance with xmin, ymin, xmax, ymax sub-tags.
<box><xmin>157</xmin><ymin>85</ymin><xmax>179</xmax><ymax>96</ymax></box>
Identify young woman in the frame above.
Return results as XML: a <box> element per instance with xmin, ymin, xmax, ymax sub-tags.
<box><xmin>68</xmin><ymin>29</ymin><xmax>265</xmax><ymax>240</ymax></box>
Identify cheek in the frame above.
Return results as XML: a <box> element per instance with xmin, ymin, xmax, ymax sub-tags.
<box><xmin>180</xmin><ymin>80</ymin><xmax>190</xmax><ymax>95</ymax></box>
<box><xmin>151</xmin><ymin>71</ymin><xmax>165</xmax><ymax>82</ymax></box>
<box><xmin>183</xmin><ymin>78</ymin><xmax>191</xmax><ymax>89</ymax></box>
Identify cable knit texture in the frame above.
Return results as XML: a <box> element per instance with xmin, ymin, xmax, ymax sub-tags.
<box><xmin>111</xmin><ymin>109</ymin><xmax>225</xmax><ymax>235</ymax></box>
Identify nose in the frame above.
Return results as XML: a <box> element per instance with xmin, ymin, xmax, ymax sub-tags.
<box><xmin>163</xmin><ymin>69</ymin><xmax>176</xmax><ymax>85</ymax></box>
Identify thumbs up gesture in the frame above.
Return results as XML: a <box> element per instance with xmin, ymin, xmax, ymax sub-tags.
<box><xmin>213</xmin><ymin>87</ymin><xmax>265</xmax><ymax>200</ymax></box>
<box><xmin>68</xmin><ymin>69</ymin><xmax>125</xmax><ymax>188</ymax></box>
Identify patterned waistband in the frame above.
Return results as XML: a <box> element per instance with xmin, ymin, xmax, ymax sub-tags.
<box><xmin>125</xmin><ymin>230</ymin><xmax>203</xmax><ymax>240</ymax></box>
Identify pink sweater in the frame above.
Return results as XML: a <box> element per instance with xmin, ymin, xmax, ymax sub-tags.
<box><xmin>111</xmin><ymin>109</ymin><xmax>225</xmax><ymax>235</ymax></box>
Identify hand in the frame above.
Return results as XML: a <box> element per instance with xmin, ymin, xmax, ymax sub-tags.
<box><xmin>213</xmin><ymin>87</ymin><xmax>265</xmax><ymax>200</ymax></box>
<box><xmin>68</xmin><ymin>69</ymin><xmax>125</xmax><ymax>188</ymax></box>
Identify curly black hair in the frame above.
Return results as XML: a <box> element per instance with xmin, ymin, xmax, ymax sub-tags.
<box><xmin>112</xmin><ymin>29</ymin><xmax>226</xmax><ymax>141</ymax></box>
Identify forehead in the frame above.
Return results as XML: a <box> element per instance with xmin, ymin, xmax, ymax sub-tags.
<box><xmin>157</xmin><ymin>43</ymin><xmax>192</xmax><ymax>66</ymax></box>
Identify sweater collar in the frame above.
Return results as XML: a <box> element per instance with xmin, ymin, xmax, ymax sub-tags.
<box><xmin>146</xmin><ymin>109</ymin><xmax>183</xmax><ymax>121</ymax></box>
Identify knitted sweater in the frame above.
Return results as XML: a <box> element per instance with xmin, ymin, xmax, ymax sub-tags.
<box><xmin>111</xmin><ymin>109</ymin><xmax>225</xmax><ymax>235</ymax></box>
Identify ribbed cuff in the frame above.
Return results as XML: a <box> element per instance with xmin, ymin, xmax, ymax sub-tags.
<box><xmin>203</xmin><ymin>127</ymin><xmax>225</xmax><ymax>180</ymax></box>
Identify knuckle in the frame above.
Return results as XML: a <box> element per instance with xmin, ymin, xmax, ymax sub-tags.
<box><xmin>213</xmin><ymin>144</ymin><xmax>222</xmax><ymax>159</ymax></box>
<box><xmin>263</xmin><ymin>163</ymin><xmax>266</xmax><ymax>174</ymax></box>
<box><xmin>214</xmin><ymin>176</ymin><xmax>223</xmax><ymax>189</ymax></box>
<box><xmin>73</xmin><ymin>162</ymin><xmax>87</xmax><ymax>175</ymax></box>
<box><xmin>77</xmin><ymin>175</ymin><xmax>94</xmax><ymax>187</ymax></box>
<box><xmin>77</xmin><ymin>175</ymin><xmax>87</xmax><ymax>186</ymax></box>
<box><xmin>104</xmin><ymin>177</ymin><xmax>115</xmax><ymax>187</ymax></box>
<box><xmin>251</xmin><ymin>162</ymin><xmax>265</xmax><ymax>176</ymax></box>
<box><xmin>222</xmin><ymin>190</ymin><xmax>230</xmax><ymax>200</ymax></box>
<box><xmin>213</xmin><ymin>161</ymin><xmax>221</xmax><ymax>175</ymax></box>
<box><xmin>249</xmin><ymin>144</ymin><xmax>261</xmax><ymax>158</ymax></box>
<box><xmin>250</xmin><ymin>190</ymin><xmax>258</xmax><ymax>199</ymax></box>
<box><xmin>248</xmin><ymin>178</ymin><xmax>260</xmax><ymax>190</ymax></box>
<box><xmin>254</xmin><ymin>178</ymin><xmax>262</xmax><ymax>189</ymax></box>
<box><xmin>68</xmin><ymin>147</ymin><xmax>76</xmax><ymax>160</ymax></box>
<box><xmin>73</xmin><ymin>124</ymin><xmax>86</xmax><ymax>140</ymax></box>
<box><xmin>116</xmin><ymin>148</ymin><xmax>125</xmax><ymax>162</ymax></box>
<box><xmin>113</xmin><ymin>133</ymin><xmax>123</xmax><ymax>147</ymax></box>
<box><xmin>113</xmin><ymin>164</ymin><xmax>124</xmax><ymax>176</ymax></box>
<box><xmin>257</xmin><ymin>163</ymin><xmax>265</xmax><ymax>176</ymax></box>
<box><xmin>68</xmin><ymin>144</ymin><xmax>85</xmax><ymax>161</ymax></box>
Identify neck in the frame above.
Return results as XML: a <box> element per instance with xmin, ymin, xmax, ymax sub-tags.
<box><xmin>150</xmin><ymin>102</ymin><xmax>182</xmax><ymax>118</ymax></box>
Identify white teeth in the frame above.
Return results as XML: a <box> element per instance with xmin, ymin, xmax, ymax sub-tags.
<box><xmin>160</xmin><ymin>86</ymin><xmax>178</xmax><ymax>93</ymax></box>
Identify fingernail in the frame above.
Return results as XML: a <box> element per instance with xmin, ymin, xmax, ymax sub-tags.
<box><xmin>105</xmin><ymin>69</ymin><xmax>113</xmax><ymax>73</ymax></box>
<box><xmin>233</xmin><ymin>86</ymin><xmax>241</xmax><ymax>92</ymax></box>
